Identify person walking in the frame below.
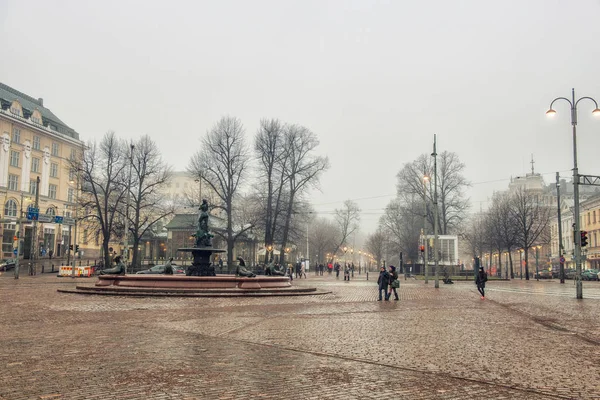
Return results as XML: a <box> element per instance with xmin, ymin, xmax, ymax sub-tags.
<box><xmin>344</xmin><ymin>264</ymin><xmax>350</xmax><ymax>281</ymax></box>
<box><xmin>335</xmin><ymin>262</ymin><xmax>340</xmax><ymax>279</ymax></box>
<box><xmin>377</xmin><ymin>266</ymin><xmax>391</xmax><ymax>301</ymax></box>
<box><xmin>476</xmin><ymin>266</ymin><xmax>488</xmax><ymax>299</ymax></box>
<box><xmin>300</xmin><ymin>261</ymin><xmax>307</xmax><ymax>279</ymax></box>
<box><xmin>388</xmin><ymin>265</ymin><xmax>399</xmax><ymax>301</ymax></box>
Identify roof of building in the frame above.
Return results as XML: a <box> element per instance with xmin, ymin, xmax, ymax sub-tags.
<box><xmin>0</xmin><ymin>82</ymin><xmax>79</xmax><ymax>140</ymax></box>
<box><xmin>164</xmin><ymin>214</ymin><xmax>197</xmax><ymax>230</ymax></box>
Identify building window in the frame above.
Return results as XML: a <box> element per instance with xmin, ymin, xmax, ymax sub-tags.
<box><xmin>31</xmin><ymin>116</ymin><xmax>41</xmax><ymax>124</ymax></box>
<box><xmin>8</xmin><ymin>175</ymin><xmax>18</xmax><ymax>191</ymax></box>
<box><xmin>588</xmin><ymin>213</ymin><xmax>591</xmax><ymax>226</ymax></box>
<box><xmin>30</xmin><ymin>179</ymin><xmax>38</xmax><ymax>195</ymax></box>
<box><xmin>10</xmin><ymin>151</ymin><xmax>19</xmax><ymax>167</ymax></box>
<box><xmin>48</xmin><ymin>184</ymin><xmax>57</xmax><ymax>199</ymax></box>
<box><xmin>46</xmin><ymin>207</ymin><xmax>56</xmax><ymax>216</ymax></box>
<box><xmin>83</xmin><ymin>229</ymin><xmax>88</xmax><ymax>245</ymax></box>
<box><xmin>31</xmin><ymin>157</ymin><xmax>40</xmax><ymax>173</ymax></box>
<box><xmin>33</xmin><ymin>136</ymin><xmax>40</xmax><ymax>150</ymax></box>
<box><xmin>2</xmin><ymin>223</ymin><xmax>16</xmax><ymax>254</ymax></box>
<box><xmin>65</xmin><ymin>211</ymin><xmax>71</xmax><ymax>218</ymax></box>
<box><xmin>95</xmin><ymin>231</ymin><xmax>100</xmax><ymax>246</ymax></box>
<box><xmin>50</xmin><ymin>163</ymin><xmax>58</xmax><ymax>178</ymax></box>
<box><xmin>12</xmin><ymin>128</ymin><xmax>20</xmax><ymax>144</ymax></box>
<box><xmin>51</xmin><ymin>143</ymin><xmax>59</xmax><ymax>156</ymax></box>
<box><xmin>68</xmin><ymin>188</ymin><xmax>74</xmax><ymax>203</ymax></box>
<box><xmin>594</xmin><ymin>211</ymin><xmax>597</xmax><ymax>224</ymax></box>
<box><xmin>10</xmin><ymin>107</ymin><xmax>21</xmax><ymax>117</ymax></box>
<box><xmin>4</xmin><ymin>200</ymin><xmax>17</xmax><ymax>217</ymax></box>
<box><xmin>70</xmin><ymin>149</ymin><xmax>76</xmax><ymax>161</ymax></box>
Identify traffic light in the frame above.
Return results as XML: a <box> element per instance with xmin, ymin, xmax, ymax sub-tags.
<box><xmin>419</xmin><ymin>245</ymin><xmax>425</xmax><ymax>252</ymax></box>
<box><xmin>581</xmin><ymin>231</ymin><xmax>589</xmax><ymax>247</ymax></box>
<box><xmin>75</xmin><ymin>244</ymin><xmax>80</xmax><ymax>252</ymax></box>
<box><xmin>69</xmin><ymin>245</ymin><xmax>74</xmax><ymax>251</ymax></box>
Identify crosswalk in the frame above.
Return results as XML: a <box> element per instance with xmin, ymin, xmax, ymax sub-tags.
<box><xmin>487</xmin><ymin>286</ymin><xmax>600</xmax><ymax>299</ymax></box>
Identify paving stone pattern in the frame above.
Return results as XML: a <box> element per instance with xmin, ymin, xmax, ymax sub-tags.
<box><xmin>0</xmin><ymin>274</ymin><xmax>599</xmax><ymax>399</ymax></box>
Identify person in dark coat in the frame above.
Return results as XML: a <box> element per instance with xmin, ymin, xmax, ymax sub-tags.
<box><xmin>476</xmin><ymin>267</ymin><xmax>488</xmax><ymax>299</ymax></box>
<box><xmin>377</xmin><ymin>266</ymin><xmax>391</xmax><ymax>301</ymax></box>
<box><xmin>388</xmin><ymin>265</ymin><xmax>399</xmax><ymax>301</ymax></box>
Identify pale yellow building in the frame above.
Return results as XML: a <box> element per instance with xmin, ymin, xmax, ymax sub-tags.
<box><xmin>0</xmin><ymin>82</ymin><xmax>86</xmax><ymax>260</ymax></box>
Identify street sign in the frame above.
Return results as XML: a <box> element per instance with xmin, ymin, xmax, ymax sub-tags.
<box><xmin>54</xmin><ymin>216</ymin><xmax>64</xmax><ymax>224</ymax></box>
<box><xmin>13</xmin><ymin>249</ymin><xmax>17</xmax><ymax>255</ymax></box>
<box><xmin>38</xmin><ymin>214</ymin><xmax>54</xmax><ymax>223</ymax></box>
<box><xmin>560</xmin><ymin>256</ymin><xmax>566</xmax><ymax>264</ymax></box>
<box><xmin>62</xmin><ymin>217</ymin><xmax>75</xmax><ymax>226</ymax></box>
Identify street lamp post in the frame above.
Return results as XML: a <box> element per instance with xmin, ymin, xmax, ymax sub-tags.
<box><xmin>423</xmin><ymin>175</ymin><xmax>429</xmax><ymax>284</ymax></box>
<box><xmin>432</xmin><ymin>134</ymin><xmax>440</xmax><ymax>289</ymax></box>
<box><xmin>556</xmin><ymin>172</ymin><xmax>565</xmax><ymax>284</ymax></box>
<box><xmin>546</xmin><ymin>88</ymin><xmax>600</xmax><ymax>299</ymax></box>
<box><xmin>70</xmin><ymin>173</ymin><xmax>80</xmax><ymax>278</ymax></box>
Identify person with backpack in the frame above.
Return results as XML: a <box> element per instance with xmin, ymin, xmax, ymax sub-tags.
<box><xmin>476</xmin><ymin>267</ymin><xmax>488</xmax><ymax>299</ymax></box>
<box><xmin>388</xmin><ymin>265</ymin><xmax>399</xmax><ymax>301</ymax></box>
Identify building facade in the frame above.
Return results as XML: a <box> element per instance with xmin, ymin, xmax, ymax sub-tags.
<box><xmin>0</xmin><ymin>83</ymin><xmax>85</xmax><ymax>259</ymax></box>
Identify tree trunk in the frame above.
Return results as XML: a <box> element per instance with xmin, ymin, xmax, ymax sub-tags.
<box><xmin>508</xmin><ymin>249</ymin><xmax>514</xmax><ymax>279</ymax></box>
<box><xmin>278</xmin><ymin>195</ymin><xmax>294</xmax><ymax>265</ymax></box>
<box><xmin>103</xmin><ymin>236</ymin><xmax>111</xmax><ymax>269</ymax></box>
<box><xmin>524</xmin><ymin>247</ymin><xmax>530</xmax><ymax>280</ymax></box>
<box><xmin>226</xmin><ymin>200</ymin><xmax>234</xmax><ymax>268</ymax></box>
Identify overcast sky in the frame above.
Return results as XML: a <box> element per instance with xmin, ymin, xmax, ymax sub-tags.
<box><xmin>2</xmin><ymin>0</ymin><xmax>600</xmax><ymax>234</ymax></box>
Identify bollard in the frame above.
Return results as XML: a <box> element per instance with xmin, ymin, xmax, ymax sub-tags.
<box><xmin>366</xmin><ymin>271</ymin><xmax>369</xmax><ymax>281</ymax></box>
<box><xmin>42</xmin><ymin>264</ymin><xmax>45</xmax><ymax>274</ymax></box>
<box><xmin>51</xmin><ymin>264</ymin><xmax>55</xmax><ymax>273</ymax></box>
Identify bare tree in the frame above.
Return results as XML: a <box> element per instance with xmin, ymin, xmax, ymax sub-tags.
<box><xmin>75</xmin><ymin>131</ymin><xmax>128</xmax><ymax>268</ymax></box>
<box><xmin>188</xmin><ymin>116</ymin><xmax>250</xmax><ymax>268</ymax></box>
<box><xmin>127</xmin><ymin>135</ymin><xmax>174</xmax><ymax>269</ymax></box>
<box><xmin>380</xmin><ymin>197</ymin><xmax>422</xmax><ymax>265</ymax></box>
<box><xmin>365</xmin><ymin>229</ymin><xmax>386</xmax><ymax>268</ymax></box>
<box><xmin>331</xmin><ymin>200</ymin><xmax>361</xmax><ymax>262</ymax></box>
<box><xmin>396</xmin><ymin>151</ymin><xmax>469</xmax><ymax>234</ymax></box>
<box><xmin>254</xmin><ymin>119</ymin><xmax>288</xmax><ymax>262</ymax></box>
<box><xmin>308</xmin><ymin>217</ymin><xmax>338</xmax><ymax>264</ymax></box>
<box><xmin>487</xmin><ymin>192</ymin><xmax>519</xmax><ymax>278</ymax></box>
<box><xmin>511</xmin><ymin>188</ymin><xmax>551</xmax><ymax>280</ymax></box>
<box><xmin>278</xmin><ymin>124</ymin><xmax>329</xmax><ymax>262</ymax></box>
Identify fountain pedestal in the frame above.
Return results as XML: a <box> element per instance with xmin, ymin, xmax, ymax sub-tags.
<box><xmin>178</xmin><ymin>247</ymin><xmax>225</xmax><ymax>277</ymax></box>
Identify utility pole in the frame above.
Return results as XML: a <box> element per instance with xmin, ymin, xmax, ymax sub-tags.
<box><xmin>14</xmin><ymin>192</ymin><xmax>24</xmax><ymax>279</ymax></box>
<box><xmin>124</xmin><ymin>143</ymin><xmax>134</xmax><ymax>274</ymax></box>
<box><xmin>71</xmin><ymin>173</ymin><xmax>79</xmax><ymax>278</ymax></box>
<box><xmin>556</xmin><ymin>172</ymin><xmax>565</xmax><ymax>284</ymax></box>
<box><xmin>432</xmin><ymin>134</ymin><xmax>440</xmax><ymax>289</ymax></box>
<box><xmin>30</xmin><ymin>176</ymin><xmax>40</xmax><ymax>263</ymax></box>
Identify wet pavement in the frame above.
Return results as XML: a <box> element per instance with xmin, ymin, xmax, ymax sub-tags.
<box><xmin>0</xmin><ymin>272</ymin><xmax>599</xmax><ymax>399</ymax></box>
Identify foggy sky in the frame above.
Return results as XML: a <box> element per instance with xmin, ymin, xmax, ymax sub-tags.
<box><xmin>2</xmin><ymin>0</ymin><xmax>600</xmax><ymax>235</ymax></box>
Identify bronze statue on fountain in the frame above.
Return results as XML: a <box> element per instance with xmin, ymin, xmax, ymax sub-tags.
<box><xmin>180</xmin><ymin>199</ymin><xmax>223</xmax><ymax>276</ymax></box>
<box><xmin>236</xmin><ymin>257</ymin><xmax>256</xmax><ymax>278</ymax></box>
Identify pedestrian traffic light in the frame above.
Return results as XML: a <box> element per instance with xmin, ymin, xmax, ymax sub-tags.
<box><xmin>419</xmin><ymin>245</ymin><xmax>424</xmax><ymax>252</ymax></box>
<box><xmin>75</xmin><ymin>244</ymin><xmax>80</xmax><ymax>252</ymax></box>
<box><xmin>581</xmin><ymin>231</ymin><xmax>589</xmax><ymax>247</ymax></box>
<box><xmin>69</xmin><ymin>244</ymin><xmax>74</xmax><ymax>251</ymax></box>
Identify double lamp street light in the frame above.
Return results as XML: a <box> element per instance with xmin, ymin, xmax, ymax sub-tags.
<box><xmin>546</xmin><ymin>88</ymin><xmax>600</xmax><ymax>299</ymax></box>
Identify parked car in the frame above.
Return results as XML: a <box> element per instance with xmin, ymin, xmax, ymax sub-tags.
<box><xmin>0</xmin><ymin>258</ymin><xmax>16</xmax><ymax>271</ymax></box>
<box><xmin>535</xmin><ymin>269</ymin><xmax>553</xmax><ymax>279</ymax></box>
<box><xmin>136</xmin><ymin>263</ymin><xmax>184</xmax><ymax>274</ymax></box>
<box><xmin>565</xmin><ymin>268</ymin><xmax>577</xmax><ymax>280</ymax></box>
<box><xmin>581</xmin><ymin>269</ymin><xmax>599</xmax><ymax>281</ymax></box>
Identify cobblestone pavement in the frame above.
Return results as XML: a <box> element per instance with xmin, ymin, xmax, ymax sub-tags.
<box><xmin>0</xmin><ymin>272</ymin><xmax>599</xmax><ymax>399</ymax></box>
